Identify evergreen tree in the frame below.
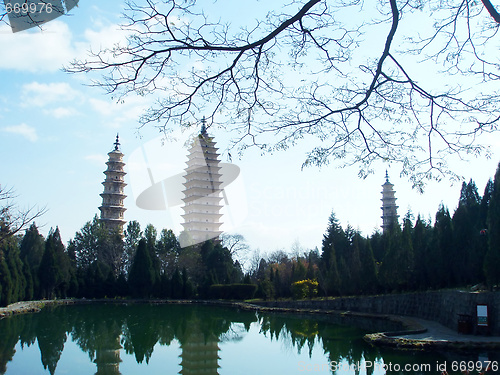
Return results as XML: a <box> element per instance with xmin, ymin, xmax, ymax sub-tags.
<box><xmin>369</xmin><ymin>230</ymin><xmax>385</xmax><ymax>263</ymax></box>
<box><xmin>19</xmin><ymin>223</ymin><xmax>44</xmax><ymax>269</ymax></box>
<box><xmin>170</xmin><ymin>267</ymin><xmax>183</xmax><ymax>299</ymax></box>
<box><xmin>123</xmin><ymin>220</ymin><xmax>142</xmax><ymax>274</ymax></box>
<box><xmin>22</xmin><ymin>261</ymin><xmax>34</xmax><ymax>301</ymax></box>
<box><xmin>484</xmin><ymin>163</ymin><xmax>500</xmax><ymax>288</ymax></box>
<box><xmin>85</xmin><ymin>261</ymin><xmax>108</xmax><ymax>298</ymax></box>
<box><xmin>181</xmin><ymin>267</ymin><xmax>194</xmax><ymax>298</ymax></box>
<box><xmin>200</xmin><ymin>240</ymin><xmax>234</xmax><ymax>285</ymax></box>
<box><xmin>452</xmin><ymin>180</ymin><xmax>482</xmax><ymax>285</ymax></box>
<box><xmin>143</xmin><ymin>224</ymin><xmax>160</xmax><ymax>286</ymax></box>
<box><xmin>5</xmin><ymin>243</ymin><xmax>26</xmax><ymax>302</ymax></box>
<box><xmin>412</xmin><ymin>215</ymin><xmax>433</xmax><ymax>290</ymax></box>
<box><xmin>378</xmin><ymin>216</ymin><xmax>414</xmax><ymax>291</ymax></box>
<box><xmin>116</xmin><ymin>272</ymin><xmax>129</xmax><ymax>297</ymax></box>
<box><xmin>431</xmin><ymin>204</ymin><xmax>454</xmax><ymax>288</ymax></box>
<box><xmin>128</xmin><ymin>239</ymin><xmax>155</xmax><ymax>298</ymax></box>
<box><xmin>305</xmin><ymin>251</ymin><xmax>317</xmax><ymax>280</ymax></box>
<box><xmin>480</xmin><ymin>179</ymin><xmax>494</xmax><ymax>228</ymax></box>
<box><xmin>0</xmin><ymin>247</ymin><xmax>13</xmax><ymax>306</ymax></box>
<box><xmin>337</xmin><ymin>225</ymin><xmax>359</xmax><ymax>295</ymax></box>
<box><xmin>51</xmin><ymin>228</ymin><xmax>71</xmax><ymax>298</ymax></box>
<box><xmin>291</xmin><ymin>259</ymin><xmax>307</xmax><ymax>282</ymax></box>
<box><xmin>319</xmin><ymin>212</ymin><xmax>342</xmax><ymax>295</ymax></box>
<box><xmin>356</xmin><ymin>233</ymin><xmax>378</xmax><ymax>293</ymax></box>
<box><xmin>38</xmin><ymin>231</ymin><xmax>61</xmax><ymax>299</ymax></box>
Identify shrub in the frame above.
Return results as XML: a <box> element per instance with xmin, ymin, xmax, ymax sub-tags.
<box><xmin>291</xmin><ymin>279</ymin><xmax>319</xmax><ymax>300</ymax></box>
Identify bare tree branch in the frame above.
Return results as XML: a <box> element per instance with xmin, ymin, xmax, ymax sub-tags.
<box><xmin>65</xmin><ymin>0</ymin><xmax>500</xmax><ymax>186</ymax></box>
<box><xmin>0</xmin><ymin>185</ymin><xmax>47</xmax><ymax>243</ymax></box>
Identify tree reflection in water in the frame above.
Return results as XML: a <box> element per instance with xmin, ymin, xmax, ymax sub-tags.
<box><xmin>0</xmin><ymin>303</ymin><xmax>499</xmax><ymax>375</ymax></box>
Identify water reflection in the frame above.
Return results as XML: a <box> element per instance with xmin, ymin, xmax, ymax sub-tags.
<box><xmin>0</xmin><ymin>303</ymin><xmax>498</xmax><ymax>375</ymax></box>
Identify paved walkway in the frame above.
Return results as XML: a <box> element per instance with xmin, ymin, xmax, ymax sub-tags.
<box><xmin>395</xmin><ymin>317</ymin><xmax>500</xmax><ymax>342</ymax></box>
<box><xmin>365</xmin><ymin>316</ymin><xmax>500</xmax><ymax>350</ymax></box>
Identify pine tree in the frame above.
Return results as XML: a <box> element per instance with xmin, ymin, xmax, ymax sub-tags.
<box><xmin>484</xmin><ymin>163</ymin><xmax>500</xmax><ymax>289</ymax></box>
<box><xmin>431</xmin><ymin>204</ymin><xmax>454</xmax><ymax>288</ymax></box>
<box><xmin>356</xmin><ymin>233</ymin><xmax>378</xmax><ymax>293</ymax></box>
<box><xmin>51</xmin><ymin>228</ymin><xmax>71</xmax><ymax>298</ymax></box>
<box><xmin>128</xmin><ymin>238</ymin><xmax>155</xmax><ymax>297</ymax></box>
<box><xmin>412</xmin><ymin>215</ymin><xmax>432</xmax><ymax>290</ymax></box>
<box><xmin>452</xmin><ymin>180</ymin><xmax>482</xmax><ymax>285</ymax></box>
<box><xmin>23</xmin><ymin>261</ymin><xmax>34</xmax><ymax>301</ymax></box>
<box><xmin>319</xmin><ymin>212</ymin><xmax>342</xmax><ymax>295</ymax></box>
<box><xmin>0</xmin><ymin>248</ymin><xmax>13</xmax><ymax>306</ymax></box>
<box><xmin>123</xmin><ymin>220</ymin><xmax>142</xmax><ymax>274</ymax></box>
<box><xmin>19</xmin><ymin>223</ymin><xmax>45</xmax><ymax>269</ymax></box>
<box><xmin>5</xmin><ymin>244</ymin><xmax>26</xmax><ymax>302</ymax></box>
<box><xmin>38</xmin><ymin>232</ymin><xmax>60</xmax><ymax>299</ymax></box>
<box><xmin>144</xmin><ymin>224</ymin><xmax>160</xmax><ymax>280</ymax></box>
<box><xmin>171</xmin><ymin>267</ymin><xmax>183</xmax><ymax>299</ymax></box>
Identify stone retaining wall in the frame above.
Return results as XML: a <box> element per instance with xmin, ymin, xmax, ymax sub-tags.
<box><xmin>256</xmin><ymin>291</ymin><xmax>500</xmax><ymax>335</ymax></box>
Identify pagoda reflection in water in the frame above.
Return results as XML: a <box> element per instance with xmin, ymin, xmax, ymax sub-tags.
<box><xmin>179</xmin><ymin>323</ymin><xmax>220</xmax><ymax>375</ymax></box>
<box><xmin>94</xmin><ymin>334</ymin><xmax>123</xmax><ymax>375</ymax></box>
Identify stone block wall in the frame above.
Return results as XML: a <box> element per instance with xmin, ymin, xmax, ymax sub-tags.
<box><xmin>257</xmin><ymin>291</ymin><xmax>500</xmax><ymax>335</ymax></box>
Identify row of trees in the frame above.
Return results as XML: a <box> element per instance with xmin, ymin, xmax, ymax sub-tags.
<box><xmin>0</xmin><ymin>215</ymin><xmax>246</xmax><ymax>306</ymax></box>
<box><xmin>250</xmin><ymin>162</ymin><xmax>500</xmax><ymax>298</ymax></box>
<box><xmin>1</xmin><ymin>162</ymin><xmax>499</xmax><ymax>305</ymax></box>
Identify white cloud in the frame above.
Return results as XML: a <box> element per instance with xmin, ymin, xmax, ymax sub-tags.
<box><xmin>21</xmin><ymin>81</ymin><xmax>82</xmax><ymax>107</ymax></box>
<box><xmin>81</xmin><ymin>23</ymin><xmax>130</xmax><ymax>52</ymax></box>
<box><xmin>43</xmin><ymin>106</ymin><xmax>80</xmax><ymax>118</ymax></box>
<box><xmin>0</xmin><ymin>21</ymin><xmax>76</xmax><ymax>72</ymax></box>
<box><xmin>90</xmin><ymin>95</ymin><xmax>150</xmax><ymax>129</ymax></box>
<box><xmin>2</xmin><ymin>123</ymin><xmax>38</xmax><ymax>142</ymax></box>
<box><xmin>0</xmin><ymin>17</ymin><xmax>130</xmax><ymax>73</ymax></box>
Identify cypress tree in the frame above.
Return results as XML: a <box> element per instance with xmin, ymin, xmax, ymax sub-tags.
<box><xmin>5</xmin><ymin>245</ymin><xmax>26</xmax><ymax>302</ymax></box>
<box><xmin>357</xmin><ymin>233</ymin><xmax>378</xmax><ymax>293</ymax></box>
<box><xmin>484</xmin><ymin>163</ymin><xmax>500</xmax><ymax>288</ymax></box>
<box><xmin>38</xmin><ymin>233</ymin><xmax>60</xmax><ymax>299</ymax></box>
<box><xmin>320</xmin><ymin>212</ymin><xmax>342</xmax><ymax>295</ymax></box>
<box><xmin>128</xmin><ymin>238</ymin><xmax>154</xmax><ymax>298</ymax></box>
<box><xmin>171</xmin><ymin>267</ymin><xmax>183</xmax><ymax>299</ymax></box>
<box><xmin>431</xmin><ymin>204</ymin><xmax>454</xmax><ymax>288</ymax></box>
<box><xmin>0</xmin><ymin>249</ymin><xmax>13</xmax><ymax>306</ymax></box>
<box><xmin>23</xmin><ymin>261</ymin><xmax>34</xmax><ymax>301</ymax></box>
<box><xmin>19</xmin><ymin>223</ymin><xmax>45</xmax><ymax>269</ymax></box>
<box><xmin>452</xmin><ymin>180</ymin><xmax>481</xmax><ymax>285</ymax></box>
<box><xmin>412</xmin><ymin>215</ymin><xmax>432</xmax><ymax>290</ymax></box>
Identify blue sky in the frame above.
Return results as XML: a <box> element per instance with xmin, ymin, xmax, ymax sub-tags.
<box><xmin>1</xmin><ymin>1</ymin><xmax>499</xmax><ymax>255</ymax></box>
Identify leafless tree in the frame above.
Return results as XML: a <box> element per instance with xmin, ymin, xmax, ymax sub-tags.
<box><xmin>66</xmin><ymin>0</ymin><xmax>500</xmax><ymax>188</ymax></box>
<box><xmin>220</xmin><ymin>232</ymin><xmax>252</xmax><ymax>270</ymax></box>
<box><xmin>0</xmin><ymin>185</ymin><xmax>47</xmax><ymax>243</ymax></box>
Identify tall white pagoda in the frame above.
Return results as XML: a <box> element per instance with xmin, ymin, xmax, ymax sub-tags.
<box><xmin>381</xmin><ymin>171</ymin><xmax>399</xmax><ymax>233</ymax></box>
<box><xmin>99</xmin><ymin>135</ymin><xmax>127</xmax><ymax>232</ymax></box>
<box><xmin>180</xmin><ymin>119</ymin><xmax>223</xmax><ymax>247</ymax></box>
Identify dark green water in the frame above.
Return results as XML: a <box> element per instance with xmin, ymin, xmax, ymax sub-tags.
<box><xmin>0</xmin><ymin>303</ymin><xmax>497</xmax><ymax>374</ymax></box>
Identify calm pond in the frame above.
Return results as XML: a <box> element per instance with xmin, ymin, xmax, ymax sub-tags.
<box><xmin>0</xmin><ymin>303</ymin><xmax>497</xmax><ymax>374</ymax></box>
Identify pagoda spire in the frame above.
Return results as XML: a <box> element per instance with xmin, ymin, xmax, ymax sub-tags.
<box><xmin>99</xmin><ymin>136</ymin><xmax>127</xmax><ymax>233</ymax></box>
<box><xmin>200</xmin><ymin>116</ymin><xmax>207</xmax><ymax>135</ymax></box>
<box><xmin>381</xmin><ymin>171</ymin><xmax>399</xmax><ymax>233</ymax></box>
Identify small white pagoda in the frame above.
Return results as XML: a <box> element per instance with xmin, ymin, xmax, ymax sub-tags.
<box><xmin>99</xmin><ymin>135</ymin><xmax>127</xmax><ymax>232</ymax></box>
<box><xmin>381</xmin><ymin>171</ymin><xmax>399</xmax><ymax>233</ymax></box>
<box><xmin>180</xmin><ymin>119</ymin><xmax>223</xmax><ymax>246</ymax></box>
